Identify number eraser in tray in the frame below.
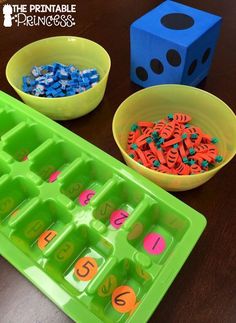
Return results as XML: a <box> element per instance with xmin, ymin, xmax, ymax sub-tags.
<box><xmin>0</xmin><ymin>91</ymin><xmax>206</xmax><ymax>323</ymax></box>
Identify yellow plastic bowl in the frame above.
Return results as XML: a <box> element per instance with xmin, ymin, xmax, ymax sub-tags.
<box><xmin>113</xmin><ymin>85</ymin><xmax>236</xmax><ymax>191</ymax></box>
<box><xmin>6</xmin><ymin>36</ymin><xmax>111</xmax><ymax>120</ymax></box>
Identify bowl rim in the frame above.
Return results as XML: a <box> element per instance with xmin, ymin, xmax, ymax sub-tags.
<box><xmin>112</xmin><ymin>84</ymin><xmax>236</xmax><ymax>178</ymax></box>
<box><xmin>5</xmin><ymin>35</ymin><xmax>111</xmax><ymax>101</ymax></box>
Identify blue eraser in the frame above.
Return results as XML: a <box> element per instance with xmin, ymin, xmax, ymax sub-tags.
<box><xmin>35</xmin><ymin>76</ymin><xmax>45</xmax><ymax>83</ymax></box>
<box><xmin>23</xmin><ymin>85</ymin><xmax>31</xmax><ymax>93</ymax></box>
<box><xmin>59</xmin><ymin>80</ymin><xmax>68</xmax><ymax>90</ymax></box>
<box><xmin>52</xmin><ymin>82</ymin><xmax>61</xmax><ymax>89</ymax></box>
<box><xmin>31</xmin><ymin>66</ymin><xmax>41</xmax><ymax>77</ymax></box>
<box><xmin>90</xmin><ymin>74</ymin><xmax>99</xmax><ymax>83</ymax></box>
<box><xmin>71</xmin><ymin>71</ymin><xmax>79</xmax><ymax>79</ymax></box>
<box><xmin>58</xmin><ymin>69</ymin><xmax>68</xmax><ymax>79</ymax></box>
<box><xmin>81</xmin><ymin>77</ymin><xmax>90</xmax><ymax>86</ymax></box>
<box><xmin>78</xmin><ymin>86</ymin><xmax>86</xmax><ymax>93</ymax></box>
<box><xmin>23</xmin><ymin>62</ymin><xmax>100</xmax><ymax>97</ymax></box>
<box><xmin>44</xmin><ymin>77</ymin><xmax>54</xmax><ymax>86</ymax></box>
<box><xmin>90</xmin><ymin>68</ymin><xmax>98</xmax><ymax>75</ymax></box>
<box><xmin>67</xmin><ymin>64</ymin><xmax>77</xmax><ymax>73</ymax></box>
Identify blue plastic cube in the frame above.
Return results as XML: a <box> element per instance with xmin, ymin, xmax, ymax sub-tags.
<box><xmin>130</xmin><ymin>1</ymin><xmax>222</xmax><ymax>87</ymax></box>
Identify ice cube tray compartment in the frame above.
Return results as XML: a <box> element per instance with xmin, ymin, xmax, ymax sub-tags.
<box><xmin>2</xmin><ymin>123</ymin><xmax>52</xmax><ymax>161</ymax></box>
<box><xmin>89</xmin><ymin>259</ymin><xmax>153</xmax><ymax>323</ymax></box>
<box><xmin>127</xmin><ymin>203</ymin><xmax>190</xmax><ymax>265</ymax></box>
<box><xmin>92</xmin><ymin>180</ymin><xmax>145</xmax><ymax>227</ymax></box>
<box><xmin>0</xmin><ymin>91</ymin><xmax>206</xmax><ymax>323</ymax></box>
<box><xmin>30</xmin><ymin>140</ymin><xmax>80</xmax><ymax>182</ymax></box>
<box><xmin>9</xmin><ymin>199</ymin><xmax>73</xmax><ymax>259</ymax></box>
<box><xmin>60</xmin><ymin>159</ymin><xmax>113</xmax><ymax>204</ymax></box>
<box><xmin>0</xmin><ymin>176</ymin><xmax>39</xmax><ymax>226</ymax></box>
<box><xmin>0</xmin><ymin>109</ymin><xmax>24</xmax><ymax>138</ymax></box>
<box><xmin>0</xmin><ymin>158</ymin><xmax>10</xmax><ymax>178</ymax></box>
<box><xmin>44</xmin><ymin>225</ymin><xmax>113</xmax><ymax>294</ymax></box>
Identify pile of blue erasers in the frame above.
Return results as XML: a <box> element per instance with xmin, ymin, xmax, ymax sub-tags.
<box><xmin>22</xmin><ymin>62</ymin><xmax>100</xmax><ymax>97</ymax></box>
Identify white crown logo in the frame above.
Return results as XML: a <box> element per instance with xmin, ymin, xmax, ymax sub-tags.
<box><xmin>3</xmin><ymin>4</ymin><xmax>13</xmax><ymax>27</ymax></box>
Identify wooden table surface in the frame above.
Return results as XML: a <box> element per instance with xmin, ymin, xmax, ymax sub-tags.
<box><xmin>0</xmin><ymin>0</ymin><xmax>235</xmax><ymax>322</ymax></box>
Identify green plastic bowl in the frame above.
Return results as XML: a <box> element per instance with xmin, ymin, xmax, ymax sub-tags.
<box><xmin>6</xmin><ymin>36</ymin><xmax>111</xmax><ymax>120</ymax></box>
<box><xmin>113</xmin><ymin>85</ymin><xmax>236</xmax><ymax>191</ymax></box>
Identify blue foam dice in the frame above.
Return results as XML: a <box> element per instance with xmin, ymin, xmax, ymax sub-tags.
<box><xmin>130</xmin><ymin>1</ymin><xmax>222</xmax><ymax>87</ymax></box>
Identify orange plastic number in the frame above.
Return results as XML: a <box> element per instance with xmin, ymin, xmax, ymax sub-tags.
<box><xmin>37</xmin><ymin>230</ymin><xmax>57</xmax><ymax>250</ymax></box>
<box><xmin>74</xmin><ymin>257</ymin><xmax>98</xmax><ymax>281</ymax></box>
<box><xmin>112</xmin><ymin>286</ymin><xmax>137</xmax><ymax>313</ymax></box>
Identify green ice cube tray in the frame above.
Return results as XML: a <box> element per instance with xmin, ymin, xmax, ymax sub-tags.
<box><xmin>0</xmin><ymin>91</ymin><xmax>206</xmax><ymax>323</ymax></box>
